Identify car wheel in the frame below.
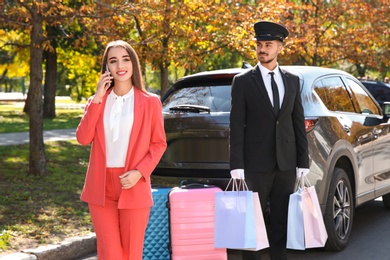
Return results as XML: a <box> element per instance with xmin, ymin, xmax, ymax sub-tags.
<box><xmin>382</xmin><ymin>193</ymin><xmax>390</xmax><ymax>210</ymax></box>
<box><xmin>324</xmin><ymin>167</ymin><xmax>354</xmax><ymax>251</ymax></box>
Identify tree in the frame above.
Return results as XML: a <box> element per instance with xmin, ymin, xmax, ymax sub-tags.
<box><xmin>119</xmin><ymin>1</ymin><xmax>256</xmax><ymax>95</ymax></box>
<box><xmin>57</xmin><ymin>48</ymin><xmax>100</xmax><ymax>102</ymax></box>
<box><xmin>0</xmin><ymin>0</ymin><xmax>89</xmax><ymax>176</ymax></box>
<box><xmin>43</xmin><ymin>25</ymin><xmax>58</xmax><ymax>119</ymax></box>
<box><xmin>23</xmin><ymin>0</ymin><xmax>47</xmax><ymax>176</ymax></box>
<box><xmin>339</xmin><ymin>0</ymin><xmax>390</xmax><ymax>77</ymax></box>
<box><xmin>248</xmin><ymin>0</ymin><xmax>389</xmax><ymax>79</ymax></box>
<box><xmin>275</xmin><ymin>0</ymin><xmax>352</xmax><ymax>66</ymax></box>
<box><xmin>0</xmin><ymin>29</ymin><xmax>30</xmax><ymax>93</ymax></box>
<box><xmin>2</xmin><ymin>1</ymin><xmax>389</xmax><ymax>109</ymax></box>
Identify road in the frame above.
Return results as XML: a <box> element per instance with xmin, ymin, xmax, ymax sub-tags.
<box><xmin>79</xmin><ymin>197</ymin><xmax>389</xmax><ymax>260</ymax></box>
<box><xmin>286</xmin><ymin>197</ymin><xmax>389</xmax><ymax>260</ymax></box>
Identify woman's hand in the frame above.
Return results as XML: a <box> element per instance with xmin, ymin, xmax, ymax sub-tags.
<box><xmin>92</xmin><ymin>71</ymin><xmax>113</xmax><ymax>104</ymax></box>
<box><xmin>119</xmin><ymin>170</ymin><xmax>143</xmax><ymax>189</ymax></box>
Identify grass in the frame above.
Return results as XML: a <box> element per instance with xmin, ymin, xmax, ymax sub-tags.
<box><xmin>0</xmin><ymin>140</ymin><xmax>92</xmax><ymax>254</ymax></box>
<box><xmin>0</xmin><ymin>99</ymin><xmax>88</xmax><ymax>254</ymax></box>
<box><xmin>0</xmin><ymin>100</ymin><xmax>179</xmax><ymax>255</ymax></box>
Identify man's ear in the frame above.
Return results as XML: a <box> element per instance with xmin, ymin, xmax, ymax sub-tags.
<box><xmin>277</xmin><ymin>42</ymin><xmax>284</xmax><ymax>54</ymax></box>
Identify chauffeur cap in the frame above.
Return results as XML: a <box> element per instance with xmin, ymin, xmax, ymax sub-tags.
<box><xmin>254</xmin><ymin>21</ymin><xmax>289</xmax><ymax>42</ymax></box>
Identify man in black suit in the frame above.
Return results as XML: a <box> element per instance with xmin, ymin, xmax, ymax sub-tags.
<box><xmin>229</xmin><ymin>21</ymin><xmax>310</xmax><ymax>260</ymax></box>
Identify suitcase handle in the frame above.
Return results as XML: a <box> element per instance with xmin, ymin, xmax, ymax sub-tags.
<box><xmin>180</xmin><ymin>183</ymin><xmax>214</xmax><ymax>189</ymax></box>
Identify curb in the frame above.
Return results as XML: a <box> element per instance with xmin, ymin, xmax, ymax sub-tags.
<box><xmin>0</xmin><ymin>233</ymin><xmax>96</xmax><ymax>260</ymax></box>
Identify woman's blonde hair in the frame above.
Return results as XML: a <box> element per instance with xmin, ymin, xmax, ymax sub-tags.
<box><xmin>101</xmin><ymin>40</ymin><xmax>145</xmax><ymax>92</ymax></box>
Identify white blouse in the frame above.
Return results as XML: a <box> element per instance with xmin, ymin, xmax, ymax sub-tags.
<box><xmin>104</xmin><ymin>88</ymin><xmax>134</xmax><ymax>167</ymax></box>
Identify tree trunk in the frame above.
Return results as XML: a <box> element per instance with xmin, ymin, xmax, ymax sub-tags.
<box><xmin>159</xmin><ymin>1</ymin><xmax>171</xmax><ymax>96</ymax></box>
<box><xmin>159</xmin><ymin>64</ymin><xmax>169</xmax><ymax>96</ymax></box>
<box><xmin>29</xmin><ymin>6</ymin><xmax>48</xmax><ymax>176</ymax></box>
<box><xmin>355</xmin><ymin>63</ymin><xmax>367</xmax><ymax>78</ymax></box>
<box><xmin>43</xmin><ymin>38</ymin><xmax>57</xmax><ymax>119</ymax></box>
<box><xmin>23</xmin><ymin>89</ymin><xmax>32</xmax><ymax>114</ymax></box>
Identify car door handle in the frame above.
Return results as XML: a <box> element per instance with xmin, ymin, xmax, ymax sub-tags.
<box><xmin>343</xmin><ymin>125</ymin><xmax>351</xmax><ymax>133</ymax></box>
<box><xmin>372</xmin><ymin>128</ymin><xmax>381</xmax><ymax>138</ymax></box>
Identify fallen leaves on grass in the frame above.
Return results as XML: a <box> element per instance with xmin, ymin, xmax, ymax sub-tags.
<box><xmin>0</xmin><ymin>140</ymin><xmax>93</xmax><ymax>255</ymax></box>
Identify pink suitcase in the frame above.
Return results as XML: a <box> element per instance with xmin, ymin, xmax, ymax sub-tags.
<box><xmin>168</xmin><ymin>184</ymin><xmax>227</xmax><ymax>260</ymax></box>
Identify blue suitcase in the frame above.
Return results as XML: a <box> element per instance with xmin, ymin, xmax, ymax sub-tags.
<box><xmin>143</xmin><ymin>187</ymin><xmax>171</xmax><ymax>260</ymax></box>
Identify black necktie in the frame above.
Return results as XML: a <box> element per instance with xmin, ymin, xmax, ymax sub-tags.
<box><xmin>269</xmin><ymin>72</ymin><xmax>279</xmax><ymax>116</ymax></box>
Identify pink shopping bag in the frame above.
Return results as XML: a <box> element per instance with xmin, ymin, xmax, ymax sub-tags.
<box><xmin>243</xmin><ymin>192</ymin><xmax>269</xmax><ymax>251</ymax></box>
<box><xmin>302</xmin><ymin>185</ymin><xmax>328</xmax><ymax>248</ymax></box>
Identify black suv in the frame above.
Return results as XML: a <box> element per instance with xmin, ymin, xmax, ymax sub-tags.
<box><xmin>360</xmin><ymin>80</ymin><xmax>390</xmax><ymax>107</ymax></box>
<box><xmin>154</xmin><ymin>65</ymin><xmax>390</xmax><ymax>251</ymax></box>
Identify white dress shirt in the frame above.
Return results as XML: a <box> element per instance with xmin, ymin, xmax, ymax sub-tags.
<box><xmin>258</xmin><ymin>62</ymin><xmax>285</xmax><ymax>108</ymax></box>
<box><xmin>104</xmin><ymin>88</ymin><xmax>134</xmax><ymax>167</ymax></box>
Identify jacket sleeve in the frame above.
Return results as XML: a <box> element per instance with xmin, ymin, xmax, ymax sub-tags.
<box><xmin>229</xmin><ymin>75</ymin><xmax>247</xmax><ymax>170</ymax></box>
<box><xmin>76</xmin><ymin>96</ymin><xmax>104</xmax><ymax>146</ymax></box>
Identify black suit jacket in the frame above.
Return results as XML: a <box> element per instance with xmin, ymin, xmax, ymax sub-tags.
<box><xmin>229</xmin><ymin>65</ymin><xmax>309</xmax><ymax>172</ymax></box>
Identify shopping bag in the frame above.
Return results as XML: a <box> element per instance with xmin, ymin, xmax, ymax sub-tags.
<box><xmin>243</xmin><ymin>192</ymin><xmax>269</xmax><ymax>251</ymax></box>
<box><xmin>286</xmin><ymin>187</ymin><xmax>305</xmax><ymax>250</ymax></box>
<box><xmin>214</xmin><ymin>179</ymin><xmax>257</xmax><ymax>249</ymax></box>
<box><xmin>302</xmin><ymin>182</ymin><xmax>328</xmax><ymax>248</ymax></box>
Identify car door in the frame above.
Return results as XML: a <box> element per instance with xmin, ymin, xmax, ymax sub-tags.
<box><xmin>345</xmin><ymin>78</ymin><xmax>390</xmax><ymax>198</ymax></box>
<box><xmin>314</xmin><ymin>76</ymin><xmax>376</xmax><ymax>204</ymax></box>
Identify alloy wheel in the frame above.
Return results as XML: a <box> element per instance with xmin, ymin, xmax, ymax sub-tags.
<box><xmin>333</xmin><ymin>179</ymin><xmax>351</xmax><ymax>240</ymax></box>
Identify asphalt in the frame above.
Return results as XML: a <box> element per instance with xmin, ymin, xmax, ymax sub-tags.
<box><xmin>0</xmin><ymin>128</ymin><xmax>98</xmax><ymax>260</ymax></box>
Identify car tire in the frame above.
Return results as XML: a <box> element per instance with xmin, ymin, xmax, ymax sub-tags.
<box><xmin>382</xmin><ymin>193</ymin><xmax>390</xmax><ymax>210</ymax></box>
<box><xmin>324</xmin><ymin>167</ymin><xmax>354</xmax><ymax>251</ymax></box>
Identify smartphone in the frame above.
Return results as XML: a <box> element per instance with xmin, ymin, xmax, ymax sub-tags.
<box><xmin>105</xmin><ymin>64</ymin><xmax>111</xmax><ymax>87</ymax></box>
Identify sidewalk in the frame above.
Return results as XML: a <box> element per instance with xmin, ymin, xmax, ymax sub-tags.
<box><xmin>0</xmin><ymin>234</ymin><xmax>97</xmax><ymax>260</ymax></box>
<box><xmin>0</xmin><ymin>129</ymin><xmax>77</xmax><ymax>146</ymax></box>
<box><xmin>0</xmin><ymin>128</ymin><xmax>98</xmax><ymax>260</ymax></box>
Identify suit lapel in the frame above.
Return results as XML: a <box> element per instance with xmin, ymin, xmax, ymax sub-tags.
<box><xmin>279</xmin><ymin>68</ymin><xmax>290</xmax><ymax>114</ymax></box>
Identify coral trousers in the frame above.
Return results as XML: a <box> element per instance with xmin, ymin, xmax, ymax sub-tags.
<box><xmin>88</xmin><ymin>167</ymin><xmax>150</xmax><ymax>260</ymax></box>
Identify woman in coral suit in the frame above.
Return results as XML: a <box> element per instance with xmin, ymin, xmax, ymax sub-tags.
<box><xmin>76</xmin><ymin>40</ymin><xmax>167</xmax><ymax>260</ymax></box>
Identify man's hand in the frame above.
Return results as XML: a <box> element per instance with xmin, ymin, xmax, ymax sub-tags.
<box><xmin>230</xmin><ymin>169</ymin><xmax>245</xmax><ymax>179</ymax></box>
<box><xmin>296</xmin><ymin>168</ymin><xmax>310</xmax><ymax>178</ymax></box>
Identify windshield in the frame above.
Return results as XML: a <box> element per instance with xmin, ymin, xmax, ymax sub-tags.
<box><xmin>162</xmin><ymin>85</ymin><xmax>231</xmax><ymax>113</ymax></box>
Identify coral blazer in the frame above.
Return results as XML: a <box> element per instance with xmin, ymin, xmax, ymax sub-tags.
<box><xmin>76</xmin><ymin>87</ymin><xmax>167</xmax><ymax>209</ymax></box>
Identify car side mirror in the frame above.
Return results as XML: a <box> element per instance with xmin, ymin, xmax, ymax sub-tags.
<box><xmin>382</xmin><ymin>102</ymin><xmax>390</xmax><ymax>122</ymax></box>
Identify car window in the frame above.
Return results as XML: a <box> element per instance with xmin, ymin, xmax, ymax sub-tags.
<box><xmin>346</xmin><ymin>78</ymin><xmax>381</xmax><ymax>115</ymax></box>
<box><xmin>314</xmin><ymin>77</ymin><xmax>355</xmax><ymax>113</ymax></box>
<box><xmin>162</xmin><ymin>85</ymin><xmax>231</xmax><ymax>112</ymax></box>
